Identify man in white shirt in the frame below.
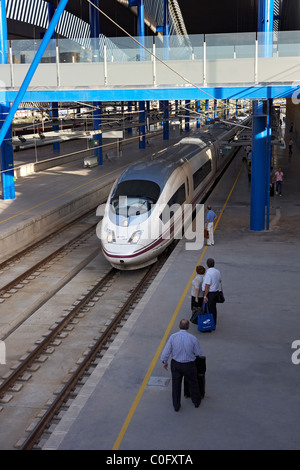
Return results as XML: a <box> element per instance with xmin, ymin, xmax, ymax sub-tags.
<box><xmin>202</xmin><ymin>258</ymin><xmax>221</xmax><ymax>328</ymax></box>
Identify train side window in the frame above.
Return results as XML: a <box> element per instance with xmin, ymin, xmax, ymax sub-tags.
<box><xmin>192</xmin><ymin>160</ymin><xmax>212</xmax><ymax>190</ymax></box>
<box><xmin>159</xmin><ymin>183</ymin><xmax>186</xmax><ymax>220</ymax></box>
<box><xmin>170</xmin><ymin>183</ymin><xmax>186</xmax><ymax>206</ymax></box>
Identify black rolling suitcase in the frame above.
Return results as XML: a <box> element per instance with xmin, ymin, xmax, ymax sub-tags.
<box><xmin>184</xmin><ymin>356</ymin><xmax>206</xmax><ymax>399</ymax></box>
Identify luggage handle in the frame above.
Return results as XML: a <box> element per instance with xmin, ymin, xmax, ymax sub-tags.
<box><xmin>202</xmin><ymin>302</ymin><xmax>210</xmax><ymax>314</ymax></box>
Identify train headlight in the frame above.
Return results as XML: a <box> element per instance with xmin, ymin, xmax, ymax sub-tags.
<box><xmin>107</xmin><ymin>229</ymin><xmax>116</xmax><ymax>243</ymax></box>
<box><xmin>128</xmin><ymin>230</ymin><xmax>142</xmax><ymax>244</ymax></box>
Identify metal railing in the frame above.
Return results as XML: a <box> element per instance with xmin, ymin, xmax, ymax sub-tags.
<box><xmin>1</xmin><ymin>31</ymin><xmax>300</xmax><ymax>89</ymax></box>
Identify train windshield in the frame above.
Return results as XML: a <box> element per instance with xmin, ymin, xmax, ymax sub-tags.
<box><xmin>110</xmin><ymin>180</ymin><xmax>160</xmax><ymax>217</ymax></box>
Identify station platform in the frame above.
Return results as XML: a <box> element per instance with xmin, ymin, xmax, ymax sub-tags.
<box><xmin>39</xmin><ymin>132</ymin><xmax>300</xmax><ymax>451</ymax></box>
<box><xmin>0</xmin><ymin>127</ymin><xmax>181</xmax><ymax>262</ymax></box>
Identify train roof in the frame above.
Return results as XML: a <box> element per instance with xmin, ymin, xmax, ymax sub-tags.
<box><xmin>116</xmin><ymin>139</ymin><xmax>205</xmax><ymax>189</ymax></box>
<box><xmin>115</xmin><ymin>116</ymin><xmax>249</xmax><ymax>189</ymax></box>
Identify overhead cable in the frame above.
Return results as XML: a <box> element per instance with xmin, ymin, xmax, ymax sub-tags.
<box><xmin>85</xmin><ymin>0</ymin><xmax>216</xmax><ymax>100</ymax></box>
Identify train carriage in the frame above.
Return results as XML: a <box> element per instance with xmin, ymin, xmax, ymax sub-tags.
<box><xmin>100</xmin><ymin>116</ymin><xmax>249</xmax><ymax>269</ymax></box>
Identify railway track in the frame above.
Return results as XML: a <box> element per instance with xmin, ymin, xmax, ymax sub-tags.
<box><xmin>0</xmin><ymin>207</ymin><xmax>98</xmax><ymax>271</ymax></box>
<box><xmin>19</xmin><ymin>260</ymin><xmax>162</xmax><ymax>450</ymax></box>
<box><xmin>0</xmin><ymin>224</ymin><xmax>97</xmax><ymax>299</ymax></box>
<box><xmin>0</xmin><ymin>236</ymin><xmax>171</xmax><ymax>450</ymax></box>
<box><xmin>0</xmin><ymin>211</ymin><xmax>103</xmax><ymax>342</ymax></box>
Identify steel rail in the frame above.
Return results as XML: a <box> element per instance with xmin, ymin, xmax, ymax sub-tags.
<box><xmin>0</xmin><ymin>223</ymin><xmax>97</xmax><ymax>297</ymax></box>
<box><xmin>0</xmin><ymin>206</ymin><xmax>99</xmax><ymax>270</ymax></box>
<box><xmin>0</xmin><ymin>268</ymin><xmax>117</xmax><ymax>400</ymax></box>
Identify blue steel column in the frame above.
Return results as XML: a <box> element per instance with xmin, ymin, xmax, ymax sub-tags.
<box><xmin>196</xmin><ymin>100</ymin><xmax>201</xmax><ymax>128</ymax></box>
<box><xmin>205</xmin><ymin>100</ymin><xmax>209</xmax><ymax>124</ymax></box>
<box><xmin>163</xmin><ymin>0</ymin><xmax>169</xmax><ymax>140</ymax></box>
<box><xmin>51</xmin><ymin>102</ymin><xmax>59</xmax><ymax>152</ymax></box>
<box><xmin>138</xmin><ymin>0</ymin><xmax>145</xmax><ymax>61</ymax></box>
<box><xmin>265</xmin><ymin>99</ymin><xmax>272</xmax><ymax>230</ymax></box>
<box><xmin>138</xmin><ymin>0</ymin><xmax>145</xmax><ymax>148</ymax></box>
<box><xmin>129</xmin><ymin>1</ymin><xmax>145</xmax><ymax>148</ymax></box>
<box><xmin>163</xmin><ymin>101</ymin><xmax>169</xmax><ymax>139</ymax></box>
<box><xmin>250</xmin><ymin>101</ymin><xmax>267</xmax><ymax>231</ymax></box>
<box><xmin>185</xmin><ymin>100</ymin><xmax>190</xmax><ymax>132</ymax></box>
<box><xmin>48</xmin><ymin>3</ymin><xmax>60</xmax><ymax>153</ymax></box>
<box><xmin>89</xmin><ymin>0</ymin><xmax>102</xmax><ymax>164</ymax></box>
<box><xmin>214</xmin><ymin>99</ymin><xmax>217</xmax><ymax>119</ymax></box>
<box><xmin>127</xmin><ymin>101</ymin><xmax>133</xmax><ymax>135</ymax></box>
<box><xmin>0</xmin><ymin>0</ymin><xmax>14</xmax><ymax>199</ymax></box>
<box><xmin>139</xmin><ymin>100</ymin><xmax>145</xmax><ymax>149</ymax></box>
<box><xmin>258</xmin><ymin>0</ymin><xmax>274</xmax><ymax>57</ymax></box>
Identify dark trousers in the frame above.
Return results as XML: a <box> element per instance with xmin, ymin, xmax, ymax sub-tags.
<box><xmin>171</xmin><ymin>359</ymin><xmax>201</xmax><ymax>410</ymax></box>
<box><xmin>276</xmin><ymin>181</ymin><xmax>282</xmax><ymax>195</ymax></box>
<box><xmin>207</xmin><ymin>291</ymin><xmax>218</xmax><ymax>327</ymax></box>
<box><xmin>191</xmin><ymin>296</ymin><xmax>203</xmax><ymax>311</ymax></box>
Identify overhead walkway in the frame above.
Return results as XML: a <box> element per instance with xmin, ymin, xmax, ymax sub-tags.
<box><xmin>1</xmin><ymin>32</ymin><xmax>300</xmax><ymax>103</ymax></box>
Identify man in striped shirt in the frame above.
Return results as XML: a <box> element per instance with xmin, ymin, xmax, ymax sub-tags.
<box><xmin>161</xmin><ymin>319</ymin><xmax>203</xmax><ymax>412</ymax></box>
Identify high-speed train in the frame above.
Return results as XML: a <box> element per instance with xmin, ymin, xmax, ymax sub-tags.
<box><xmin>100</xmin><ymin>116</ymin><xmax>249</xmax><ymax>270</ymax></box>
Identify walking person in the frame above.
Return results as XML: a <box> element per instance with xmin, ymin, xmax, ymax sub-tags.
<box><xmin>161</xmin><ymin>319</ymin><xmax>202</xmax><ymax>412</ymax></box>
<box><xmin>202</xmin><ymin>258</ymin><xmax>222</xmax><ymax>328</ymax></box>
<box><xmin>205</xmin><ymin>205</ymin><xmax>217</xmax><ymax>246</ymax></box>
<box><xmin>273</xmin><ymin>167</ymin><xmax>284</xmax><ymax>196</ymax></box>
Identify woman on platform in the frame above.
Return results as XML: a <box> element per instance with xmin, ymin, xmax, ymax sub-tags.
<box><xmin>191</xmin><ymin>265</ymin><xmax>206</xmax><ymax>312</ymax></box>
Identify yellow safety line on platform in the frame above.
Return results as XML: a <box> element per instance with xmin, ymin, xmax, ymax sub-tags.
<box><xmin>112</xmin><ymin>160</ymin><xmax>246</xmax><ymax>450</ymax></box>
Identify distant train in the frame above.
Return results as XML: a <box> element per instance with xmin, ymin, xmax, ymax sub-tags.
<box><xmin>100</xmin><ymin>116</ymin><xmax>249</xmax><ymax>270</ymax></box>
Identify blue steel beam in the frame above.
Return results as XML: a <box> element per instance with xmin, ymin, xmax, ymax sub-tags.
<box><xmin>1</xmin><ymin>85</ymin><xmax>298</xmax><ymax>104</ymax></box>
<box><xmin>0</xmin><ymin>0</ymin><xmax>69</xmax><ymax>149</ymax></box>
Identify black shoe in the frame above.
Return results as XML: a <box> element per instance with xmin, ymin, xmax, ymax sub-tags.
<box><xmin>194</xmin><ymin>402</ymin><xmax>201</xmax><ymax>408</ymax></box>
<box><xmin>174</xmin><ymin>405</ymin><xmax>181</xmax><ymax>412</ymax></box>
